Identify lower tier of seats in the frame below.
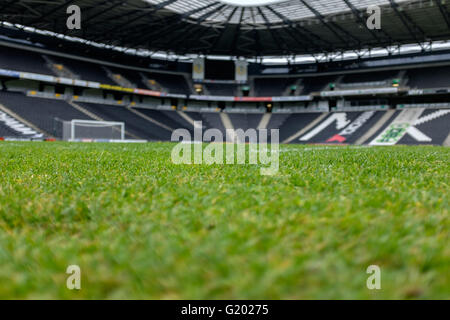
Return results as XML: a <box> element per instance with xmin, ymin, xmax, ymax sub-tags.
<box><xmin>0</xmin><ymin>92</ymin><xmax>448</xmax><ymax>145</ymax></box>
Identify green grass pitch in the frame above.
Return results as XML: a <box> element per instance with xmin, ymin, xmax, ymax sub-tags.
<box><xmin>0</xmin><ymin>142</ymin><xmax>448</xmax><ymax>299</ymax></box>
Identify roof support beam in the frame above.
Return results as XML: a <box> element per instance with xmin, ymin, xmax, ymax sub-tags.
<box><xmin>388</xmin><ymin>0</ymin><xmax>426</xmax><ymax>47</ymax></box>
<box><xmin>265</xmin><ymin>6</ymin><xmax>331</xmax><ymax>51</ymax></box>
<box><xmin>298</xmin><ymin>0</ymin><xmax>360</xmax><ymax>47</ymax></box>
<box><xmin>209</xmin><ymin>7</ymin><xmax>238</xmax><ymax>53</ymax></box>
<box><xmin>257</xmin><ymin>7</ymin><xmax>285</xmax><ymax>53</ymax></box>
<box><xmin>126</xmin><ymin>1</ymin><xmax>222</xmax><ymax>47</ymax></box>
<box><xmin>101</xmin><ymin>0</ymin><xmax>180</xmax><ymax>36</ymax></box>
<box><xmin>81</xmin><ymin>1</ymin><xmax>125</xmax><ymax>27</ymax></box>
<box><xmin>0</xmin><ymin>0</ymin><xmax>22</xmax><ymax>13</ymax></box>
<box><xmin>252</xmin><ymin>28</ymin><xmax>262</xmax><ymax>56</ymax></box>
<box><xmin>434</xmin><ymin>0</ymin><xmax>450</xmax><ymax>29</ymax></box>
<box><xmin>231</xmin><ymin>8</ymin><xmax>245</xmax><ymax>54</ymax></box>
<box><xmin>341</xmin><ymin>0</ymin><xmax>390</xmax><ymax>46</ymax></box>
<box><xmin>1</xmin><ymin>0</ymin><xmax>449</xmax><ymax>57</ymax></box>
<box><xmin>163</xmin><ymin>4</ymin><xmax>229</xmax><ymax>50</ymax></box>
<box><xmin>29</xmin><ymin>0</ymin><xmax>78</xmax><ymax>24</ymax></box>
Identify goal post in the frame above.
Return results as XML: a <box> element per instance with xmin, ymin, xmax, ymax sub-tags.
<box><xmin>66</xmin><ymin>119</ymin><xmax>125</xmax><ymax>141</ymax></box>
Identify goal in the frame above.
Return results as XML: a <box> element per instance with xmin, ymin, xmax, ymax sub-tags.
<box><xmin>63</xmin><ymin>119</ymin><xmax>125</xmax><ymax>141</ymax></box>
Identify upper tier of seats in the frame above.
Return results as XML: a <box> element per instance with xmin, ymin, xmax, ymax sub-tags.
<box><xmin>303</xmin><ymin>75</ymin><xmax>339</xmax><ymax>94</ymax></box>
<box><xmin>406</xmin><ymin>66</ymin><xmax>450</xmax><ymax>89</ymax></box>
<box><xmin>0</xmin><ymin>46</ymin><xmax>54</xmax><ymax>75</ymax></box>
<box><xmin>51</xmin><ymin>56</ymin><xmax>116</xmax><ymax>85</ymax></box>
<box><xmin>147</xmin><ymin>73</ymin><xmax>191</xmax><ymax>95</ymax></box>
<box><xmin>341</xmin><ymin>70</ymin><xmax>399</xmax><ymax>84</ymax></box>
<box><xmin>254</xmin><ymin>78</ymin><xmax>296</xmax><ymax>96</ymax></box>
<box><xmin>1</xmin><ymin>45</ymin><xmax>450</xmax><ymax>96</ymax></box>
<box><xmin>109</xmin><ymin>67</ymin><xmax>148</xmax><ymax>89</ymax></box>
<box><xmin>204</xmin><ymin>83</ymin><xmax>237</xmax><ymax>96</ymax></box>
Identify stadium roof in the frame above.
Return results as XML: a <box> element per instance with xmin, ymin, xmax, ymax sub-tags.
<box><xmin>1</xmin><ymin>0</ymin><xmax>449</xmax><ymax>57</ymax></box>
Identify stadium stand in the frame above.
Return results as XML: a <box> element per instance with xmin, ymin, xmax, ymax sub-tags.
<box><xmin>298</xmin><ymin>112</ymin><xmax>373</xmax><ymax>144</ymax></box>
<box><xmin>199</xmin><ymin>112</ymin><xmax>226</xmax><ymax>134</ymax></box>
<box><xmin>254</xmin><ymin>78</ymin><xmax>296</xmax><ymax>97</ymax></box>
<box><xmin>77</xmin><ymin>102</ymin><xmax>172</xmax><ymax>141</ymax></box>
<box><xmin>361</xmin><ymin>110</ymin><xmax>401</xmax><ymax>143</ymax></box>
<box><xmin>267</xmin><ymin>114</ymin><xmax>291</xmax><ymax>131</ymax></box>
<box><xmin>247</xmin><ymin>114</ymin><xmax>264</xmax><ymax>130</ymax></box>
<box><xmin>0</xmin><ymin>37</ymin><xmax>449</xmax><ymax>145</ymax></box>
<box><xmin>0</xmin><ymin>46</ymin><xmax>54</xmax><ymax>76</ymax></box>
<box><xmin>339</xmin><ymin>70</ymin><xmax>400</xmax><ymax>88</ymax></box>
<box><xmin>185</xmin><ymin>111</ymin><xmax>209</xmax><ymax>125</ymax></box>
<box><xmin>226</xmin><ymin>113</ymin><xmax>263</xmax><ymax>132</ymax></box>
<box><xmin>0</xmin><ymin>107</ymin><xmax>43</xmax><ymax>139</ymax></box>
<box><xmin>278</xmin><ymin>113</ymin><xmax>323</xmax><ymax>143</ymax></box>
<box><xmin>398</xmin><ymin>109</ymin><xmax>450</xmax><ymax>145</ymax></box>
<box><xmin>148</xmin><ymin>73</ymin><xmax>191</xmax><ymax>95</ymax></box>
<box><xmin>51</xmin><ymin>56</ymin><xmax>116</xmax><ymax>85</ymax></box>
<box><xmin>204</xmin><ymin>83</ymin><xmax>237</xmax><ymax>96</ymax></box>
<box><xmin>0</xmin><ymin>120</ymin><xmax>18</xmax><ymax>137</ymax></box>
<box><xmin>335</xmin><ymin>112</ymin><xmax>387</xmax><ymax>145</ymax></box>
<box><xmin>300</xmin><ymin>76</ymin><xmax>338</xmax><ymax>94</ymax></box>
<box><xmin>133</xmin><ymin>107</ymin><xmax>187</xmax><ymax>132</ymax></box>
<box><xmin>160</xmin><ymin>110</ymin><xmax>196</xmax><ymax>132</ymax></box>
<box><xmin>109</xmin><ymin>67</ymin><xmax>148</xmax><ymax>89</ymax></box>
<box><xmin>1</xmin><ymin>44</ymin><xmax>450</xmax><ymax>97</ymax></box>
<box><xmin>226</xmin><ymin>113</ymin><xmax>247</xmax><ymax>131</ymax></box>
<box><xmin>0</xmin><ymin>91</ymin><xmax>92</xmax><ymax>137</ymax></box>
<box><xmin>0</xmin><ymin>86</ymin><xmax>448</xmax><ymax>145</ymax></box>
<box><xmin>406</xmin><ymin>66</ymin><xmax>450</xmax><ymax>89</ymax></box>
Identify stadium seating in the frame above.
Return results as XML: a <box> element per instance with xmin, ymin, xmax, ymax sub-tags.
<box><xmin>0</xmin><ymin>108</ymin><xmax>43</xmax><ymax>139</ymax></box>
<box><xmin>77</xmin><ymin>102</ymin><xmax>172</xmax><ymax>141</ymax></box>
<box><xmin>0</xmin><ymin>45</ymin><xmax>449</xmax><ymax>146</ymax></box>
<box><xmin>254</xmin><ymin>78</ymin><xmax>296</xmax><ymax>96</ymax></box>
<box><xmin>398</xmin><ymin>109</ymin><xmax>450</xmax><ymax>145</ymax></box>
<box><xmin>109</xmin><ymin>67</ymin><xmax>148</xmax><ymax>89</ymax></box>
<box><xmin>0</xmin><ymin>91</ymin><xmax>92</xmax><ymax>137</ymax></box>
<box><xmin>278</xmin><ymin>113</ymin><xmax>323</xmax><ymax>142</ymax></box>
<box><xmin>1</xmin><ymin>45</ymin><xmax>450</xmax><ymax>97</ymax></box>
<box><xmin>0</xmin><ymin>46</ymin><xmax>54</xmax><ymax>76</ymax></box>
<box><xmin>133</xmin><ymin>107</ymin><xmax>189</xmax><ymax>132</ymax></box>
<box><xmin>297</xmin><ymin>112</ymin><xmax>370</xmax><ymax>144</ymax></box>
<box><xmin>339</xmin><ymin>70</ymin><xmax>399</xmax><ymax>88</ymax></box>
<box><xmin>407</xmin><ymin>66</ymin><xmax>450</xmax><ymax>89</ymax></box>
<box><xmin>160</xmin><ymin>110</ymin><xmax>196</xmax><ymax>132</ymax></box>
<box><xmin>227</xmin><ymin>113</ymin><xmax>263</xmax><ymax>132</ymax></box>
<box><xmin>247</xmin><ymin>113</ymin><xmax>264</xmax><ymax>130</ymax></box>
<box><xmin>0</xmin><ymin>121</ymin><xmax>21</xmax><ymax>138</ymax></box>
<box><xmin>199</xmin><ymin>112</ymin><xmax>226</xmax><ymax>134</ymax></box>
<box><xmin>204</xmin><ymin>83</ymin><xmax>237</xmax><ymax>96</ymax></box>
<box><xmin>300</xmin><ymin>75</ymin><xmax>338</xmax><ymax>94</ymax></box>
<box><xmin>266</xmin><ymin>114</ymin><xmax>291</xmax><ymax>131</ymax></box>
<box><xmin>147</xmin><ymin>73</ymin><xmax>190</xmax><ymax>95</ymax></box>
<box><xmin>51</xmin><ymin>56</ymin><xmax>116</xmax><ymax>85</ymax></box>
<box><xmin>0</xmin><ymin>89</ymin><xmax>448</xmax><ymax>145</ymax></box>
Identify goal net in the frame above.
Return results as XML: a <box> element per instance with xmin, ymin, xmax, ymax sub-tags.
<box><xmin>63</xmin><ymin>119</ymin><xmax>125</xmax><ymax>141</ymax></box>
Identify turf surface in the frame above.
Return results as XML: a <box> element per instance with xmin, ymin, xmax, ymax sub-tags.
<box><xmin>0</xmin><ymin>142</ymin><xmax>448</xmax><ymax>299</ymax></box>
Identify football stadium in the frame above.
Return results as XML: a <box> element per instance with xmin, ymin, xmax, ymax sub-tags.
<box><xmin>0</xmin><ymin>0</ymin><xmax>449</xmax><ymax>301</ymax></box>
